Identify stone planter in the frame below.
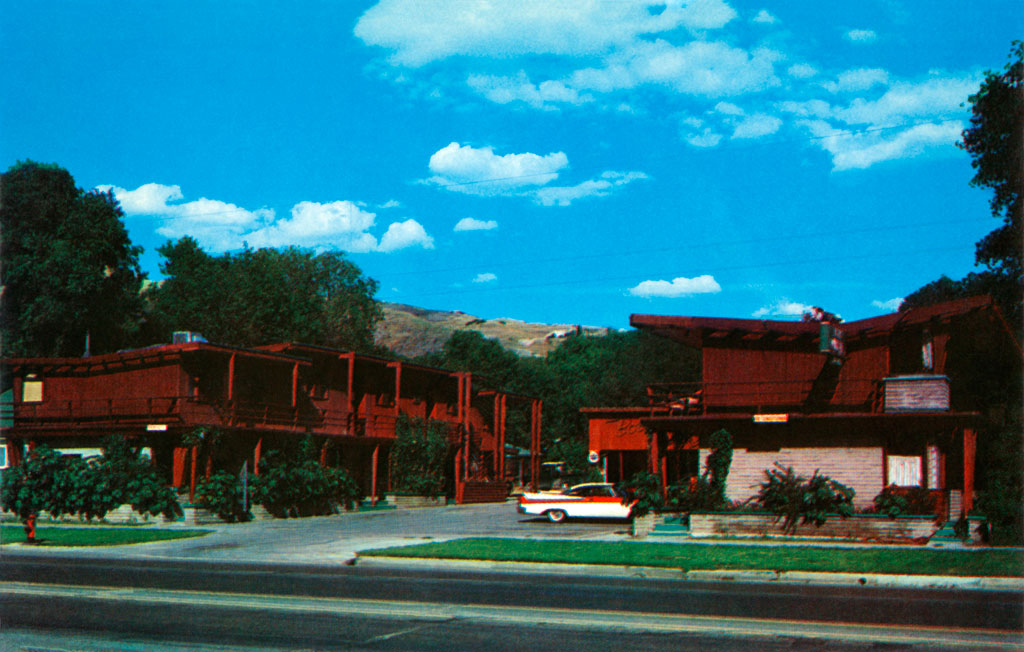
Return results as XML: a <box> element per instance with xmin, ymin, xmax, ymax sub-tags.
<box><xmin>689</xmin><ymin>512</ymin><xmax>943</xmax><ymax>542</ymax></box>
<box><xmin>100</xmin><ymin>504</ymin><xmax>156</xmax><ymax>525</ymax></box>
<box><xmin>179</xmin><ymin>506</ymin><xmax>223</xmax><ymax>526</ymax></box>
<box><xmin>387</xmin><ymin>494</ymin><xmax>444</xmax><ymax>509</ymax></box>
<box><xmin>631</xmin><ymin>513</ymin><xmax>657</xmax><ymax>538</ymax></box>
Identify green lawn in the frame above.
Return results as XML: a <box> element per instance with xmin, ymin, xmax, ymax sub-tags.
<box><xmin>360</xmin><ymin>538</ymin><xmax>1024</xmax><ymax>577</ymax></box>
<box><xmin>0</xmin><ymin>524</ymin><xmax>211</xmax><ymax>547</ymax></box>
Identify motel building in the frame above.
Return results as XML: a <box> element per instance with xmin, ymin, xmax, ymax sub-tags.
<box><xmin>1</xmin><ymin>337</ymin><xmax>542</xmax><ymax>505</ymax></box>
<box><xmin>585</xmin><ymin>296</ymin><xmax>1020</xmax><ymax>518</ymax></box>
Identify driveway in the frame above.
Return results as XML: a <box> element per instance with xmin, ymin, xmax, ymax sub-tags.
<box><xmin>7</xmin><ymin>499</ymin><xmax>632</xmax><ymax>565</ymax></box>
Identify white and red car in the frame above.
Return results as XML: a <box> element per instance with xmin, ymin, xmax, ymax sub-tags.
<box><xmin>517</xmin><ymin>482</ymin><xmax>633</xmax><ymax>523</ymax></box>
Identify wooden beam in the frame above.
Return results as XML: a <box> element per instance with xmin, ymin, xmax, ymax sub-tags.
<box><xmin>227</xmin><ymin>353</ymin><xmax>235</xmax><ymax>402</ymax></box>
<box><xmin>963</xmin><ymin>428</ymin><xmax>977</xmax><ymax>515</ymax></box>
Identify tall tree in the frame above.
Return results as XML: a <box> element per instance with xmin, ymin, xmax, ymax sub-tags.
<box><xmin>903</xmin><ymin>42</ymin><xmax>1023</xmax><ymax>331</ymax></box>
<box><xmin>0</xmin><ymin>162</ymin><xmax>144</xmax><ymax>357</ymax></box>
<box><xmin>146</xmin><ymin>238</ymin><xmax>382</xmax><ymax>351</ymax></box>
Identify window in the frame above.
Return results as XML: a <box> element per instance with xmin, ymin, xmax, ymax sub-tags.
<box><xmin>0</xmin><ymin>440</ymin><xmax>7</xmax><ymax>469</ymax></box>
<box><xmin>887</xmin><ymin>455</ymin><xmax>922</xmax><ymax>487</ymax></box>
<box><xmin>22</xmin><ymin>375</ymin><xmax>43</xmax><ymax>402</ymax></box>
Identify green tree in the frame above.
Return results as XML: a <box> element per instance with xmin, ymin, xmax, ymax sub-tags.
<box><xmin>145</xmin><ymin>238</ymin><xmax>382</xmax><ymax>350</ymax></box>
<box><xmin>0</xmin><ymin>446</ymin><xmax>73</xmax><ymax>541</ymax></box>
<box><xmin>0</xmin><ymin>162</ymin><xmax>145</xmax><ymax>357</ymax></box>
<box><xmin>389</xmin><ymin>415</ymin><xmax>449</xmax><ymax>495</ymax></box>
<box><xmin>903</xmin><ymin>42</ymin><xmax>1023</xmax><ymax>331</ymax></box>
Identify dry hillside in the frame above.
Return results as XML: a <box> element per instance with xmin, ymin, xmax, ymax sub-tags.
<box><xmin>374</xmin><ymin>302</ymin><xmax>611</xmax><ymax>359</ymax></box>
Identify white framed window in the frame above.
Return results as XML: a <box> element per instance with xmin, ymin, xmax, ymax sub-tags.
<box><xmin>22</xmin><ymin>374</ymin><xmax>43</xmax><ymax>402</ymax></box>
<box><xmin>0</xmin><ymin>439</ymin><xmax>7</xmax><ymax>469</ymax></box>
<box><xmin>887</xmin><ymin>455</ymin><xmax>922</xmax><ymax>487</ymax></box>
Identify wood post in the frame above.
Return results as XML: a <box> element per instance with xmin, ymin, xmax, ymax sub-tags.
<box><xmin>254</xmin><ymin>438</ymin><xmax>262</xmax><ymax>476</ymax></box>
<box><xmin>227</xmin><ymin>353</ymin><xmax>235</xmax><ymax>402</ymax></box>
<box><xmin>963</xmin><ymin>427</ymin><xmax>977</xmax><ymax>515</ymax></box>
<box><xmin>172</xmin><ymin>447</ymin><xmax>188</xmax><ymax>487</ymax></box>
<box><xmin>371</xmin><ymin>443</ymin><xmax>379</xmax><ymax>506</ymax></box>
<box><xmin>189</xmin><ymin>445</ymin><xmax>198</xmax><ymax>504</ymax></box>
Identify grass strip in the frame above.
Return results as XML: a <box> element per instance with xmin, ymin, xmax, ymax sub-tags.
<box><xmin>0</xmin><ymin>524</ymin><xmax>211</xmax><ymax>547</ymax></box>
<box><xmin>360</xmin><ymin>537</ymin><xmax>1024</xmax><ymax>577</ymax></box>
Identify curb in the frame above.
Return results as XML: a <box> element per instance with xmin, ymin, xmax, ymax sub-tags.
<box><xmin>354</xmin><ymin>555</ymin><xmax>1024</xmax><ymax>590</ymax></box>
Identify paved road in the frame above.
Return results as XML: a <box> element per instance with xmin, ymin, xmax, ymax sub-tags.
<box><xmin>8</xmin><ymin>500</ymin><xmax>628</xmax><ymax>564</ymax></box>
<box><xmin>3</xmin><ymin>555</ymin><xmax>1022</xmax><ymax>651</ymax></box>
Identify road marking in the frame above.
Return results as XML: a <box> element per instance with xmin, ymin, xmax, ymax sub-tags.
<box><xmin>2</xmin><ymin>581</ymin><xmax>1020</xmax><ymax>650</ymax></box>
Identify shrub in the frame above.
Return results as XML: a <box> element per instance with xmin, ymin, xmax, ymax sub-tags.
<box><xmin>326</xmin><ymin>467</ymin><xmax>363</xmax><ymax>510</ymax></box>
<box><xmin>620</xmin><ymin>470</ymin><xmax>663</xmax><ymax>518</ymax></box>
<box><xmin>0</xmin><ymin>446</ymin><xmax>75</xmax><ymax>540</ymax></box>
<box><xmin>667</xmin><ymin>476</ymin><xmax>726</xmax><ymax>513</ymax></box>
<box><xmin>872</xmin><ymin>485</ymin><xmax>937</xmax><ymax>518</ymax></box>
<box><xmin>705</xmin><ymin>429</ymin><xmax>733</xmax><ymax>503</ymax></box>
<box><xmin>196</xmin><ymin>470</ymin><xmax>250</xmax><ymax>522</ymax></box>
<box><xmin>93</xmin><ymin>435</ymin><xmax>181</xmax><ymax>519</ymax></box>
<box><xmin>390</xmin><ymin>416</ymin><xmax>449</xmax><ymax>496</ymax></box>
<box><xmin>755</xmin><ymin>464</ymin><xmax>855</xmax><ymax>534</ymax></box>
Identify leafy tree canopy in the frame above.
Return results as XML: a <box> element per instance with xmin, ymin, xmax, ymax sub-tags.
<box><xmin>0</xmin><ymin>161</ymin><xmax>145</xmax><ymax>357</ymax></box>
<box><xmin>904</xmin><ymin>42</ymin><xmax>1023</xmax><ymax>332</ymax></box>
<box><xmin>145</xmin><ymin>238</ymin><xmax>383</xmax><ymax>350</ymax></box>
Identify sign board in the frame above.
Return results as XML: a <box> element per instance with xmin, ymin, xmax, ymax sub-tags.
<box><xmin>146</xmin><ymin>424</ymin><xmax>168</xmax><ymax>431</ymax></box>
<box><xmin>753</xmin><ymin>413</ymin><xmax>789</xmax><ymax>423</ymax></box>
<box><xmin>587</xmin><ymin>450</ymin><xmax>600</xmax><ymax>464</ymax></box>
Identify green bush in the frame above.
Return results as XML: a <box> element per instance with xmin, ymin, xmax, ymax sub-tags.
<box><xmin>92</xmin><ymin>435</ymin><xmax>181</xmax><ymax>519</ymax></box>
<box><xmin>1</xmin><ymin>446</ymin><xmax>74</xmax><ymax>539</ymax></box>
<box><xmin>872</xmin><ymin>485</ymin><xmax>937</xmax><ymax>518</ymax></box>
<box><xmin>620</xmin><ymin>470</ymin><xmax>663</xmax><ymax>518</ymax></box>
<box><xmin>755</xmin><ymin>464</ymin><xmax>855</xmax><ymax>534</ymax></box>
<box><xmin>326</xmin><ymin>467</ymin><xmax>363</xmax><ymax>510</ymax></box>
<box><xmin>667</xmin><ymin>476</ymin><xmax>725</xmax><ymax>513</ymax></box>
<box><xmin>195</xmin><ymin>470</ymin><xmax>250</xmax><ymax>522</ymax></box>
<box><xmin>390</xmin><ymin>416</ymin><xmax>449</xmax><ymax>496</ymax></box>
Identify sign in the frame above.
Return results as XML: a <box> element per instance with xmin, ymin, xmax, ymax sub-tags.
<box><xmin>753</xmin><ymin>413</ymin><xmax>788</xmax><ymax>423</ymax></box>
<box><xmin>146</xmin><ymin>424</ymin><xmax>168</xmax><ymax>431</ymax></box>
<box><xmin>587</xmin><ymin>450</ymin><xmax>600</xmax><ymax>464</ymax></box>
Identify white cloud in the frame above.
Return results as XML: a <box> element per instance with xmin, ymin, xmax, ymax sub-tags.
<box><xmin>473</xmin><ymin>272</ymin><xmax>498</xmax><ymax>283</ymax></box>
<box><xmin>790</xmin><ymin>75</ymin><xmax>977</xmax><ymax>170</ymax></box>
<box><xmin>684</xmin><ymin>128</ymin><xmax>724</xmax><ymax>148</ymax></box>
<box><xmin>454</xmin><ymin>217</ymin><xmax>498</xmax><ymax>231</ymax></box>
<box><xmin>102</xmin><ymin>184</ymin><xmax>433</xmax><ymax>254</ymax></box>
<box><xmin>731</xmin><ymin>113</ymin><xmax>782</xmax><ymax>139</ymax></box>
<box><xmin>872</xmin><ymin>297</ymin><xmax>903</xmax><ymax>311</ymax></box>
<box><xmin>834</xmin><ymin>76</ymin><xmax>977</xmax><ymax>126</ymax></box>
<box><xmin>714</xmin><ymin>101</ymin><xmax>745</xmax><ymax>115</ymax></box>
<box><xmin>752</xmin><ymin>299</ymin><xmax>812</xmax><ymax>318</ymax></box>
<box><xmin>378</xmin><ymin>219</ymin><xmax>435</xmax><ymax>252</ymax></box>
<box><xmin>787</xmin><ymin>63</ymin><xmax>818</xmax><ymax>79</ymax></box>
<box><xmin>777</xmin><ymin>99</ymin><xmax>833</xmax><ymax>119</ymax></box>
<box><xmin>467</xmin><ymin>72</ymin><xmax>593</xmax><ymax>109</ymax></box>
<box><xmin>427</xmin><ymin>142</ymin><xmax>568</xmax><ymax>196</ymax></box>
<box><xmin>628</xmin><ymin>274</ymin><xmax>721</xmax><ymax>298</ymax></box>
<box><xmin>99</xmin><ymin>183</ymin><xmax>274</xmax><ymax>251</ymax></box>
<box><xmin>570</xmin><ymin>39</ymin><xmax>781</xmax><ymax>98</ymax></box>
<box><xmin>355</xmin><ymin>0</ymin><xmax>737</xmax><ymax>67</ymax></box>
<box><xmin>379</xmin><ymin>199</ymin><xmax>402</xmax><ymax>209</ymax></box>
<box><xmin>533</xmin><ymin>170</ymin><xmax>648</xmax><ymax>206</ymax></box>
<box><xmin>845</xmin><ymin>29</ymin><xmax>878</xmax><ymax>43</ymax></box>
<box><xmin>752</xmin><ymin>9</ymin><xmax>777</xmax><ymax>24</ymax></box>
<box><xmin>822</xmin><ymin>68</ymin><xmax>889</xmax><ymax>93</ymax></box>
<box><xmin>244</xmin><ymin>200</ymin><xmax>378</xmax><ymax>252</ymax></box>
<box><xmin>800</xmin><ymin>118</ymin><xmax>962</xmax><ymax>171</ymax></box>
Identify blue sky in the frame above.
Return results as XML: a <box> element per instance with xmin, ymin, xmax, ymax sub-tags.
<box><xmin>3</xmin><ymin>2</ymin><xmax>1020</xmax><ymax>329</ymax></box>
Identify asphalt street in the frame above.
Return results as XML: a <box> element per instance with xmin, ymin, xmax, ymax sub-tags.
<box><xmin>2</xmin><ymin>500</ymin><xmax>1023</xmax><ymax>651</ymax></box>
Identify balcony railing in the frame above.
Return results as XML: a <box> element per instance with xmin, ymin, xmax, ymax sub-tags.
<box><xmin>646</xmin><ymin>377</ymin><xmax>885</xmax><ymax>414</ymax></box>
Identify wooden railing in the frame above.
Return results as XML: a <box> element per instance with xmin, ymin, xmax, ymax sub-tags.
<box><xmin>646</xmin><ymin>378</ymin><xmax>884</xmax><ymax>413</ymax></box>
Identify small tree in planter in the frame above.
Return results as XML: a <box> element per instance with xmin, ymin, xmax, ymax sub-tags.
<box><xmin>390</xmin><ymin>416</ymin><xmax>449</xmax><ymax>497</ymax></box>
<box><xmin>91</xmin><ymin>435</ymin><xmax>182</xmax><ymax>521</ymax></box>
<box><xmin>667</xmin><ymin>429</ymin><xmax>734</xmax><ymax>517</ymax></box>
<box><xmin>755</xmin><ymin>463</ymin><xmax>854</xmax><ymax>534</ymax></box>
<box><xmin>620</xmin><ymin>470</ymin><xmax>663</xmax><ymax>536</ymax></box>
<box><xmin>0</xmin><ymin>446</ymin><xmax>76</xmax><ymax>542</ymax></box>
<box><xmin>872</xmin><ymin>485</ymin><xmax>938</xmax><ymax>519</ymax></box>
<box><xmin>195</xmin><ymin>470</ymin><xmax>250</xmax><ymax>522</ymax></box>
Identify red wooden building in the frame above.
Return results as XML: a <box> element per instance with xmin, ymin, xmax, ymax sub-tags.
<box><xmin>2</xmin><ymin>339</ymin><xmax>542</xmax><ymax>505</ymax></box>
<box><xmin>586</xmin><ymin>296</ymin><xmax>1020</xmax><ymax>517</ymax></box>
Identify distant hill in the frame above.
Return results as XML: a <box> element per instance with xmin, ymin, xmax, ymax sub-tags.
<box><xmin>374</xmin><ymin>302</ymin><xmax>612</xmax><ymax>359</ymax></box>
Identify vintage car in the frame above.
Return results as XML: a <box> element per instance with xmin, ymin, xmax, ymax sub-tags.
<box><xmin>517</xmin><ymin>482</ymin><xmax>633</xmax><ymax>523</ymax></box>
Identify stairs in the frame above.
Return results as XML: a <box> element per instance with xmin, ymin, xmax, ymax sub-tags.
<box><xmin>928</xmin><ymin>520</ymin><xmax>965</xmax><ymax>547</ymax></box>
<box><xmin>650</xmin><ymin>515</ymin><xmax>691</xmax><ymax>538</ymax></box>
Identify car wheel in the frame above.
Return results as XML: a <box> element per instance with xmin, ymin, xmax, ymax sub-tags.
<box><xmin>547</xmin><ymin>509</ymin><xmax>567</xmax><ymax>523</ymax></box>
